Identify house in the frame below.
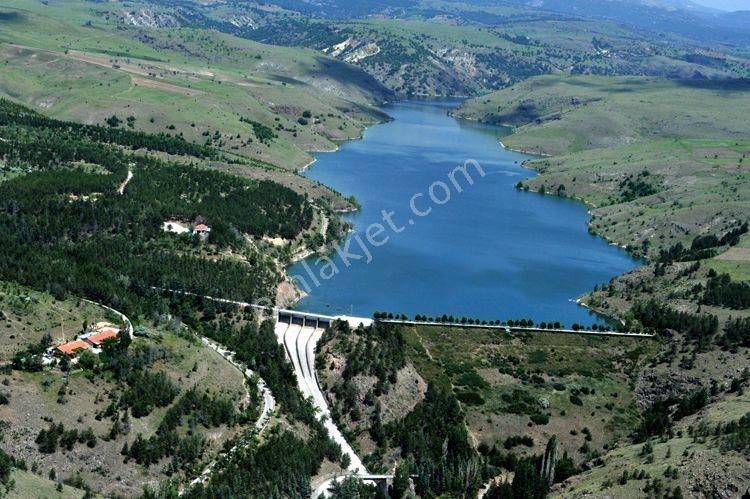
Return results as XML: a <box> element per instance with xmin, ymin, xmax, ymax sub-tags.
<box><xmin>84</xmin><ymin>329</ymin><xmax>118</xmax><ymax>348</ymax></box>
<box><xmin>193</xmin><ymin>223</ymin><xmax>211</xmax><ymax>236</ymax></box>
<box><xmin>55</xmin><ymin>340</ymin><xmax>91</xmax><ymax>357</ymax></box>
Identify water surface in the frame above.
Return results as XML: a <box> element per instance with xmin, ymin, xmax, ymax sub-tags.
<box><xmin>289</xmin><ymin>100</ymin><xmax>638</xmax><ymax>325</ymax></box>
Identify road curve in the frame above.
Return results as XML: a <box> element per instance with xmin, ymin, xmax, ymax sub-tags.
<box><xmin>81</xmin><ymin>298</ymin><xmax>133</xmax><ymax>338</ymax></box>
<box><xmin>186</xmin><ymin>337</ymin><xmax>276</xmax><ymax>491</ymax></box>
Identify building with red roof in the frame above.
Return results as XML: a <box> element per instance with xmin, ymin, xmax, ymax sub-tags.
<box><xmin>55</xmin><ymin>340</ymin><xmax>91</xmax><ymax>357</ymax></box>
<box><xmin>193</xmin><ymin>223</ymin><xmax>211</xmax><ymax>236</ymax></box>
<box><xmin>84</xmin><ymin>329</ymin><xmax>118</xmax><ymax>347</ymax></box>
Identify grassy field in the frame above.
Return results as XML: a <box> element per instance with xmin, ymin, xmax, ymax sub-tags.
<box><xmin>707</xmin><ymin>233</ymin><xmax>750</xmax><ymax>281</ymax></box>
<box><xmin>556</xmin><ymin>390</ymin><xmax>750</xmax><ymax>498</ymax></box>
<box><xmin>0</xmin><ymin>284</ymin><xmax>248</xmax><ymax>497</ymax></box>
<box><xmin>5</xmin><ymin>468</ymin><xmax>90</xmax><ymax>498</ymax></box>
<box><xmin>1</xmin><ymin>332</ymin><xmax>247</xmax><ymax>497</ymax></box>
<box><xmin>185</xmin><ymin>0</ymin><xmax>750</xmax><ymax>97</ymax></box>
<box><xmin>402</xmin><ymin>325</ymin><xmax>659</xmax><ymax>462</ymax></box>
<box><xmin>457</xmin><ymin>76</ymin><xmax>750</xmax><ymax>274</ymax></box>
<box><xmin>456</xmin><ymin>76</ymin><xmax>750</xmax><ymax>156</ymax></box>
<box><xmin>0</xmin><ymin>0</ymin><xmax>390</xmax><ymax>172</ymax></box>
<box><xmin>338</xmin><ymin>17</ymin><xmax>748</xmax><ymax>96</ymax></box>
<box><xmin>0</xmin><ymin>282</ymin><xmax>118</xmax><ymax>362</ymax></box>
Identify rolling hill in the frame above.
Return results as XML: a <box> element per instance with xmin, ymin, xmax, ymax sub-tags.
<box><xmin>0</xmin><ymin>0</ymin><xmax>392</xmax><ymax>172</ymax></box>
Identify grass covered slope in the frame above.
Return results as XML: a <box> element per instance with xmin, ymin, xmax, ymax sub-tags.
<box><xmin>0</xmin><ymin>0</ymin><xmax>391</xmax><ymax>171</ymax></box>
<box><xmin>0</xmin><ymin>282</ymin><xmax>249</xmax><ymax>497</ymax></box>
<box><xmin>454</xmin><ymin>73</ymin><xmax>750</xmax><ymax>498</ymax></box>
<box><xmin>456</xmin><ymin>76</ymin><xmax>750</xmax><ymax>156</ymax></box>
<box><xmin>0</xmin><ymin>93</ymin><xmax>354</xmax><ymax>496</ymax></box>
<box><xmin>456</xmin><ymin>76</ymin><xmax>750</xmax><ymax>263</ymax></box>
<box><xmin>403</xmin><ymin>325</ymin><xmax>658</xmax><ymax>454</ymax></box>
<box><xmin>317</xmin><ymin>320</ymin><xmax>750</xmax><ymax>497</ymax></box>
<box><xmin>316</xmin><ymin>321</ymin><xmax>659</xmax><ymax>495</ymax></box>
<box><xmin>555</xmin><ymin>388</ymin><xmax>750</xmax><ymax>498</ymax></box>
<box><xmin>0</xmin><ymin>95</ymin><xmax>327</xmax><ymax>316</ymax></box>
<box><xmin>156</xmin><ymin>0</ymin><xmax>750</xmax><ymax>97</ymax></box>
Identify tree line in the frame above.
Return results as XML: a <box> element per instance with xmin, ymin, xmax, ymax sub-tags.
<box><xmin>0</xmin><ymin>98</ymin><xmax>217</xmax><ymax>159</ymax></box>
<box><xmin>0</xmin><ymin>98</ymin><xmax>314</xmax><ymax>319</ymax></box>
<box><xmin>658</xmin><ymin>221</ymin><xmax>748</xmax><ymax>263</ymax></box>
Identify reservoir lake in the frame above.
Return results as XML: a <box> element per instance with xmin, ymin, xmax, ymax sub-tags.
<box><xmin>288</xmin><ymin>100</ymin><xmax>639</xmax><ymax>325</ymax></box>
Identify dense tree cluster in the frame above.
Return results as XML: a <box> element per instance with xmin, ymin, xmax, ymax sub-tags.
<box><xmin>185</xmin><ymin>430</ymin><xmax>341</xmax><ymax>498</ymax></box>
<box><xmin>144</xmin><ymin>303</ymin><xmax>349</xmax><ymax>497</ymax></box>
<box><xmin>702</xmin><ymin>272</ymin><xmax>750</xmax><ymax>310</ymax></box>
<box><xmin>121</xmin><ymin>371</ymin><xmax>180</xmax><ymax>418</ymax></box>
<box><xmin>0</xmin><ymin>98</ymin><xmax>217</xmax><ymax>159</ymax></box>
<box><xmin>327</xmin><ymin>321</ymin><xmax>406</xmax><ymax>391</ymax></box>
<box><xmin>0</xmin><ymin>448</ymin><xmax>13</xmax><ymax>492</ymax></box>
<box><xmin>635</xmin><ymin>387</ymin><xmax>708</xmax><ymax>441</ymax></box>
<box><xmin>387</xmin><ymin>386</ymin><xmax>484</xmax><ymax>497</ymax></box>
<box><xmin>722</xmin><ymin>317</ymin><xmax>750</xmax><ymax>349</ymax></box>
<box><xmin>658</xmin><ymin>222</ymin><xmax>748</xmax><ymax>263</ymax></box>
<box><xmin>193</xmin><ymin>317</ymin><xmax>315</xmax><ymax>423</ymax></box>
<box><xmin>239</xmin><ymin>117</ymin><xmax>278</xmax><ymax>144</ymax></box>
<box><xmin>485</xmin><ymin>457</ymin><xmax>549</xmax><ymax>499</ymax></box>
<box><xmin>124</xmin><ymin>387</ymin><xmax>238</xmax><ymax>470</ymax></box>
<box><xmin>11</xmin><ymin>334</ymin><xmax>51</xmax><ymax>372</ymax></box>
<box><xmin>35</xmin><ymin>424</ymin><xmax>96</xmax><ymax>454</ymax></box>
<box><xmin>632</xmin><ymin>300</ymin><xmax>718</xmax><ymax>348</ymax></box>
<box><xmin>619</xmin><ymin>170</ymin><xmax>660</xmax><ymax>202</ymax></box>
<box><xmin>0</xmin><ymin>99</ymin><xmax>313</xmax><ymax>318</ymax></box>
<box><xmin>328</xmin><ymin>476</ymin><xmax>378</xmax><ymax>498</ymax></box>
<box><xmin>719</xmin><ymin>412</ymin><xmax>750</xmax><ymax>456</ymax></box>
<box><xmin>317</xmin><ymin>320</ymin><xmax>571</xmax><ymax>498</ymax></box>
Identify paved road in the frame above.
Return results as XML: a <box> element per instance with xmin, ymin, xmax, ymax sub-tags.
<box><xmin>275</xmin><ymin>322</ymin><xmax>368</xmax><ymax>476</ymax></box>
<box><xmin>81</xmin><ymin>299</ymin><xmax>133</xmax><ymax>338</ymax></box>
<box><xmin>378</xmin><ymin>319</ymin><xmax>654</xmax><ymax>338</ymax></box>
<box><xmin>186</xmin><ymin>337</ymin><xmax>276</xmax><ymax>491</ymax></box>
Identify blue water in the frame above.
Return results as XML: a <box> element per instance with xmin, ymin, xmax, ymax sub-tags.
<box><xmin>288</xmin><ymin>100</ymin><xmax>638</xmax><ymax>326</ymax></box>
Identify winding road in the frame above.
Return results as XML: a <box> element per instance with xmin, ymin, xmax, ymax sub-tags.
<box><xmin>187</xmin><ymin>337</ymin><xmax>276</xmax><ymax>490</ymax></box>
<box><xmin>81</xmin><ymin>298</ymin><xmax>133</xmax><ymax>338</ymax></box>
<box><xmin>117</xmin><ymin>168</ymin><xmax>133</xmax><ymax>195</ymax></box>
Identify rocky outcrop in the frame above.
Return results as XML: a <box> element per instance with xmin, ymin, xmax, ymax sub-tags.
<box><xmin>121</xmin><ymin>9</ymin><xmax>180</xmax><ymax>28</ymax></box>
<box><xmin>635</xmin><ymin>368</ymin><xmax>703</xmax><ymax>410</ymax></box>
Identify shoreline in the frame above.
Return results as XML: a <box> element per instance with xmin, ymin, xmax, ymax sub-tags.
<box><xmin>576</xmin><ymin>298</ymin><xmax>627</xmax><ymax>327</ymax></box>
<box><xmin>283</xmin><ymin>100</ymin><xmax>637</xmax><ymax>323</ymax></box>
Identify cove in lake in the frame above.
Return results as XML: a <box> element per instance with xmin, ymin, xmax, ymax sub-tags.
<box><xmin>289</xmin><ymin>100</ymin><xmax>639</xmax><ymax>326</ymax></box>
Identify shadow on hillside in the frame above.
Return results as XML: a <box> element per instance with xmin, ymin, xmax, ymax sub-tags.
<box><xmin>674</xmin><ymin>78</ymin><xmax>750</xmax><ymax>91</ymax></box>
<box><xmin>309</xmin><ymin>55</ymin><xmax>395</xmax><ymax>101</ymax></box>
<box><xmin>0</xmin><ymin>11</ymin><xmax>23</xmax><ymax>22</ymax></box>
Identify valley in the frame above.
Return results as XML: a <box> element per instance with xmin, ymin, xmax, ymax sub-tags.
<box><xmin>0</xmin><ymin>0</ymin><xmax>748</xmax><ymax>497</ymax></box>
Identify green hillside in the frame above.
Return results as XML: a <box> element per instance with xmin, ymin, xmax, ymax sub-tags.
<box><xmin>457</xmin><ymin>76</ymin><xmax>750</xmax><ymax>265</ymax></box>
<box><xmin>0</xmin><ymin>96</ymin><xmax>351</xmax><ymax>499</ymax></box>
<box><xmin>0</xmin><ymin>0</ymin><xmax>391</xmax><ymax>172</ymax></box>
<box><xmin>145</xmin><ymin>0</ymin><xmax>750</xmax><ymax>97</ymax></box>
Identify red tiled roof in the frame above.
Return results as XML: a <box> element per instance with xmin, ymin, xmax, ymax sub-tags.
<box><xmin>56</xmin><ymin>340</ymin><xmax>90</xmax><ymax>355</ymax></box>
<box><xmin>87</xmin><ymin>329</ymin><xmax>118</xmax><ymax>345</ymax></box>
<box><xmin>194</xmin><ymin>223</ymin><xmax>210</xmax><ymax>231</ymax></box>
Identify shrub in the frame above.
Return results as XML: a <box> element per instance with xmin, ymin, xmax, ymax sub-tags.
<box><xmin>455</xmin><ymin>391</ymin><xmax>485</xmax><ymax>406</ymax></box>
<box><xmin>530</xmin><ymin>413</ymin><xmax>549</xmax><ymax>425</ymax></box>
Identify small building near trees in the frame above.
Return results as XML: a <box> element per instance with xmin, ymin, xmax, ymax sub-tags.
<box><xmin>54</xmin><ymin>339</ymin><xmax>90</xmax><ymax>357</ymax></box>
